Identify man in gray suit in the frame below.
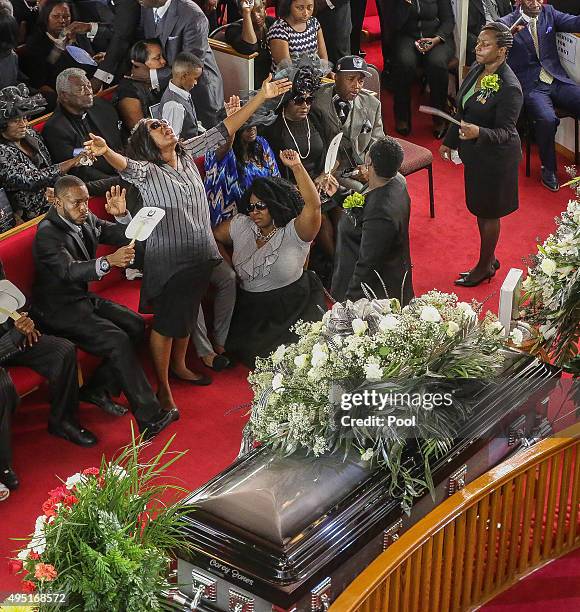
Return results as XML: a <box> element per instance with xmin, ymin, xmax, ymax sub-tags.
<box><xmin>311</xmin><ymin>55</ymin><xmax>384</xmax><ymax>191</ymax></box>
<box><xmin>140</xmin><ymin>0</ymin><xmax>224</xmax><ymax>127</ymax></box>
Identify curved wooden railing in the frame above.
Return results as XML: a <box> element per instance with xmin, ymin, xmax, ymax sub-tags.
<box><xmin>330</xmin><ymin>422</ymin><xmax>580</xmax><ymax>612</ymax></box>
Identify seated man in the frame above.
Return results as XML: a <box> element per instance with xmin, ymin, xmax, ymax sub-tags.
<box><xmin>31</xmin><ymin>175</ymin><xmax>178</xmax><ymax>439</ymax></box>
<box><xmin>311</xmin><ymin>55</ymin><xmax>385</xmax><ymax>191</ymax></box>
<box><xmin>466</xmin><ymin>0</ymin><xmax>512</xmax><ymax>66</ymax></box>
<box><xmin>140</xmin><ymin>0</ymin><xmax>225</xmax><ymax>128</ymax></box>
<box><xmin>500</xmin><ymin>0</ymin><xmax>580</xmax><ymax>192</ymax></box>
<box><xmin>0</xmin><ymin>259</ymin><xmax>97</xmax><ymax>492</ymax></box>
<box><xmin>160</xmin><ymin>51</ymin><xmax>202</xmax><ymax>138</ymax></box>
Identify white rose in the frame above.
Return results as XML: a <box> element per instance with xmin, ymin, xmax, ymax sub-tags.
<box><xmin>457</xmin><ymin>302</ymin><xmax>477</xmax><ymax>320</ymax></box>
<box><xmin>379</xmin><ymin>314</ymin><xmax>399</xmax><ymax>332</ymax></box>
<box><xmin>351</xmin><ymin>318</ymin><xmax>368</xmax><ymax>335</ymax></box>
<box><xmin>510</xmin><ymin>327</ymin><xmax>524</xmax><ymax>346</ymax></box>
<box><xmin>361</xmin><ymin>448</ymin><xmax>374</xmax><ymax>461</ymax></box>
<box><xmin>446</xmin><ymin>320</ymin><xmax>460</xmax><ymax>336</ymax></box>
<box><xmin>272</xmin><ymin>344</ymin><xmax>286</xmax><ymax>364</ymax></box>
<box><xmin>364</xmin><ymin>361</ymin><xmax>384</xmax><ymax>381</ymax></box>
<box><xmin>540</xmin><ymin>258</ymin><xmax>557</xmax><ymax>276</ymax></box>
<box><xmin>294</xmin><ymin>354</ymin><xmax>309</xmax><ymax>369</ymax></box>
<box><xmin>272</xmin><ymin>373</ymin><xmax>284</xmax><ymax>392</ymax></box>
<box><xmin>420</xmin><ymin>305</ymin><xmax>442</xmax><ymax>323</ymax></box>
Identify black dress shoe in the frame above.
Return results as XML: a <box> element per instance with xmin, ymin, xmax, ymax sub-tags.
<box><xmin>79</xmin><ymin>389</ymin><xmax>128</xmax><ymax>416</ymax></box>
<box><xmin>0</xmin><ymin>467</ymin><xmax>19</xmax><ymax>490</ymax></box>
<box><xmin>137</xmin><ymin>408</ymin><xmax>180</xmax><ymax>441</ymax></box>
<box><xmin>460</xmin><ymin>259</ymin><xmax>500</xmax><ymax>277</ymax></box>
<box><xmin>395</xmin><ymin>120</ymin><xmax>411</xmax><ymax>136</ymax></box>
<box><xmin>541</xmin><ymin>167</ymin><xmax>559</xmax><ymax>192</ymax></box>
<box><xmin>169</xmin><ymin>370</ymin><xmax>212</xmax><ymax>385</ymax></box>
<box><xmin>202</xmin><ymin>354</ymin><xmax>230</xmax><ymax>372</ymax></box>
<box><xmin>48</xmin><ymin>421</ymin><xmax>98</xmax><ymax>447</ymax></box>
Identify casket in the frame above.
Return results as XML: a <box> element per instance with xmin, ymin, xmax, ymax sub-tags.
<box><xmin>167</xmin><ymin>351</ymin><xmax>561</xmax><ymax>612</ymax></box>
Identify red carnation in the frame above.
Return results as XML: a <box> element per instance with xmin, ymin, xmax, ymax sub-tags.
<box><xmin>21</xmin><ymin>579</ymin><xmax>36</xmax><ymax>592</ymax></box>
<box><xmin>47</xmin><ymin>485</ymin><xmax>67</xmax><ymax>501</ymax></box>
<box><xmin>28</xmin><ymin>551</ymin><xmax>41</xmax><ymax>560</ymax></box>
<box><xmin>42</xmin><ymin>497</ymin><xmax>59</xmax><ymax>518</ymax></box>
<box><xmin>62</xmin><ymin>494</ymin><xmax>79</xmax><ymax>506</ymax></box>
<box><xmin>82</xmin><ymin>467</ymin><xmax>100</xmax><ymax>477</ymax></box>
<box><xmin>34</xmin><ymin>563</ymin><xmax>58</xmax><ymax>582</ymax></box>
<box><xmin>8</xmin><ymin>559</ymin><xmax>23</xmax><ymax>574</ymax></box>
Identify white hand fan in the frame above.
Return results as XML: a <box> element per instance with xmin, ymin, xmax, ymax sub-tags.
<box><xmin>66</xmin><ymin>45</ymin><xmax>98</xmax><ymax>67</ymax></box>
<box><xmin>0</xmin><ymin>280</ymin><xmax>25</xmax><ymax>324</ymax></box>
<box><xmin>324</xmin><ymin>132</ymin><xmax>343</xmax><ymax>174</ymax></box>
<box><xmin>125</xmin><ymin>207</ymin><xmax>165</xmax><ymax>245</ymax></box>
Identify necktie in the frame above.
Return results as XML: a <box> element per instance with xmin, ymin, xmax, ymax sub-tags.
<box><xmin>334</xmin><ymin>98</ymin><xmax>350</xmax><ymax>124</ymax></box>
<box><xmin>529</xmin><ymin>17</ymin><xmax>553</xmax><ymax>85</ymax></box>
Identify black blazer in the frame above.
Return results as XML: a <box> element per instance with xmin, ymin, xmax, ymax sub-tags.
<box><xmin>31</xmin><ymin>206</ymin><xmax>129</xmax><ymax>326</ymax></box>
<box><xmin>41</xmin><ymin>99</ymin><xmax>124</xmax><ymax>183</ymax></box>
<box><xmin>443</xmin><ymin>61</ymin><xmax>523</xmax><ymax>169</ymax></box>
<box><xmin>331</xmin><ymin>176</ymin><xmax>414</xmax><ymax>305</ymax></box>
<box><xmin>466</xmin><ymin>0</ymin><xmax>513</xmax><ymax>65</ymax></box>
<box><xmin>394</xmin><ymin>0</ymin><xmax>455</xmax><ymax>40</ymax></box>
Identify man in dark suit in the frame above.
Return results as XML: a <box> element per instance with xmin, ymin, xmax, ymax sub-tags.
<box><xmin>31</xmin><ymin>175</ymin><xmax>179</xmax><ymax>439</ymax></box>
<box><xmin>500</xmin><ymin>0</ymin><xmax>580</xmax><ymax>191</ymax></box>
<box><xmin>331</xmin><ymin>137</ymin><xmax>414</xmax><ymax>305</ymax></box>
<box><xmin>467</xmin><ymin>0</ymin><xmax>512</xmax><ymax>65</ymax></box>
<box><xmin>315</xmin><ymin>0</ymin><xmax>352</xmax><ymax>64</ymax></box>
<box><xmin>0</xmin><ymin>259</ymin><xmax>97</xmax><ymax>491</ymax></box>
<box><xmin>140</xmin><ymin>0</ymin><xmax>224</xmax><ymax>127</ymax></box>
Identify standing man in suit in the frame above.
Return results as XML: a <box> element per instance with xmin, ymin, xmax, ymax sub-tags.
<box><xmin>315</xmin><ymin>0</ymin><xmax>352</xmax><ymax>64</ymax></box>
<box><xmin>466</xmin><ymin>0</ymin><xmax>512</xmax><ymax>65</ymax></box>
<box><xmin>311</xmin><ymin>55</ymin><xmax>384</xmax><ymax>191</ymax></box>
<box><xmin>0</xmin><ymin>258</ymin><xmax>97</xmax><ymax>492</ymax></box>
<box><xmin>500</xmin><ymin>0</ymin><xmax>580</xmax><ymax>192</ymax></box>
<box><xmin>140</xmin><ymin>0</ymin><xmax>224</xmax><ymax>127</ymax></box>
<box><xmin>31</xmin><ymin>175</ymin><xmax>178</xmax><ymax>439</ymax></box>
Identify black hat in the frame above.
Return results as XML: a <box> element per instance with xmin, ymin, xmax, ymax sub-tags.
<box><xmin>336</xmin><ymin>55</ymin><xmax>372</xmax><ymax>78</ymax></box>
<box><xmin>0</xmin><ymin>84</ymin><xmax>46</xmax><ymax>127</ymax></box>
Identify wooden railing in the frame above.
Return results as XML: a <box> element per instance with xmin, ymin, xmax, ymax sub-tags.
<box><xmin>330</xmin><ymin>422</ymin><xmax>580</xmax><ymax>612</ymax></box>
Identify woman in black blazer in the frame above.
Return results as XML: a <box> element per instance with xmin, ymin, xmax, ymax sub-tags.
<box><xmin>440</xmin><ymin>22</ymin><xmax>523</xmax><ymax>287</ymax></box>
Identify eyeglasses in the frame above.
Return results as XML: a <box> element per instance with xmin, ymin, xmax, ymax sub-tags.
<box><xmin>148</xmin><ymin>120</ymin><xmax>169</xmax><ymax>131</ymax></box>
<box><xmin>293</xmin><ymin>96</ymin><xmax>315</xmax><ymax>106</ymax></box>
<box><xmin>247</xmin><ymin>201</ymin><xmax>268</xmax><ymax>212</ymax></box>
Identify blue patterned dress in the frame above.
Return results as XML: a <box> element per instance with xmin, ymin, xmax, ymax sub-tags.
<box><xmin>204</xmin><ymin>136</ymin><xmax>280</xmax><ymax>227</ymax></box>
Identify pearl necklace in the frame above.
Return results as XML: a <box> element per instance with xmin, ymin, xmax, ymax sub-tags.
<box><xmin>256</xmin><ymin>226</ymin><xmax>278</xmax><ymax>243</ymax></box>
<box><xmin>282</xmin><ymin>109</ymin><xmax>311</xmax><ymax>160</ymax></box>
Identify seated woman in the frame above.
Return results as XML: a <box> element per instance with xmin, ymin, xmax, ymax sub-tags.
<box><xmin>214</xmin><ymin>149</ymin><xmax>325</xmax><ymax>367</ymax></box>
<box><xmin>0</xmin><ymin>13</ymin><xmax>24</xmax><ymax>90</ymax></box>
<box><xmin>0</xmin><ymin>84</ymin><xmax>87</xmax><ymax>228</ymax></box>
<box><xmin>331</xmin><ymin>137</ymin><xmax>414</xmax><ymax>305</ymax></box>
<box><xmin>22</xmin><ymin>0</ymin><xmax>99</xmax><ymax>94</ymax></box>
<box><xmin>205</xmin><ymin>104</ymin><xmax>280</xmax><ymax>226</ymax></box>
<box><xmin>391</xmin><ymin>0</ymin><xmax>455</xmax><ymax>138</ymax></box>
<box><xmin>224</xmin><ymin>0</ymin><xmax>275</xmax><ymax>85</ymax></box>
<box><xmin>115</xmin><ymin>39</ymin><xmax>166</xmax><ymax>133</ymax></box>
<box><xmin>267</xmin><ymin>0</ymin><xmax>328</xmax><ymax>72</ymax></box>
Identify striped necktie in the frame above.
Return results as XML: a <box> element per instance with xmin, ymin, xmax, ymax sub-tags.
<box><xmin>529</xmin><ymin>17</ymin><xmax>553</xmax><ymax>85</ymax></box>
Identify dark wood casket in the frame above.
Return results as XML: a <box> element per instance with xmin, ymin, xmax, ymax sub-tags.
<box><xmin>165</xmin><ymin>351</ymin><xmax>561</xmax><ymax>612</ymax></box>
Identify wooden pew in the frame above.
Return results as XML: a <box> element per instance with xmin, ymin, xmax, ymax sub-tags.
<box><xmin>209</xmin><ymin>39</ymin><xmax>258</xmax><ymax>98</ymax></box>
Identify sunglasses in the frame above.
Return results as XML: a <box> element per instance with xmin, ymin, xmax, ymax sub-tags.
<box><xmin>148</xmin><ymin>120</ymin><xmax>169</xmax><ymax>131</ymax></box>
<box><xmin>247</xmin><ymin>201</ymin><xmax>268</xmax><ymax>212</ymax></box>
<box><xmin>293</xmin><ymin>96</ymin><xmax>315</xmax><ymax>106</ymax></box>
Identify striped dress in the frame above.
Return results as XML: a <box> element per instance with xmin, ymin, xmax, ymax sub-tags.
<box><xmin>267</xmin><ymin>17</ymin><xmax>321</xmax><ymax>72</ymax></box>
<box><xmin>119</xmin><ymin>124</ymin><xmax>228</xmax><ymax>312</ymax></box>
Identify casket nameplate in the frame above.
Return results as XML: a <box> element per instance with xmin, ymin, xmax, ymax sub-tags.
<box><xmin>229</xmin><ymin>589</ymin><xmax>254</xmax><ymax>612</ymax></box>
<box><xmin>311</xmin><ymin>577</ymin><xmax>332</xmax><ymax>611</ymax></box>
<box><xmin>448</xmin><ymin>464</ymin><xmax>468</xmax><ymax>496</ymax></box>
<box><xmin>209</xmin><ymin>558</ymin><xmax>255</xmax><ymax>587</ymax></box>
<box><xmin>383</xmin><ymin>518</ymin><xmax>403</xmax><ymax>550</ymax></box>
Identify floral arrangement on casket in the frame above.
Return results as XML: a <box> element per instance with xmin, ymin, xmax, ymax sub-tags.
<box><xmin>248</xmin><ymin>290</ymin><xmax>511</xmax><ymax>511</ymax></box>
<box><xmin>7</xmin><ymin>434</ymin><xmax>190</xmax><ymax>612</ymax></box>
<box><xmin>521</xmin><ymin>173</ymin><xmax>579</xmax><ymax>375</ymax></box>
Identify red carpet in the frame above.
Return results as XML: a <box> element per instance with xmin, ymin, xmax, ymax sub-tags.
<box><xmin>1</xmin><ymin>43</ymin><xmax>578</xmax><ymax>606</ymax></box>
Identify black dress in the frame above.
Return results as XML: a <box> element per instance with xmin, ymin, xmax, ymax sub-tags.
<box><xmin>443</xmin><ymin>61</ymin><xmax>523</xmax><ymax>219</ymax></box>
<box><xmin>331</xmin><ymin>177</ymin><xmax>414</xmax><ymax>305</ymax></box>
<box><xmin>114</xmin><ymin>77</ymin><xmax>162</xmax><ymax>135</ymax></box>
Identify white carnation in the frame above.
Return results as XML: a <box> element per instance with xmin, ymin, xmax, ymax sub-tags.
<box><xmin>510</xmin><ymin>327</ymin><xmax>524</xmax><ymax>346</ymax></box>
<box><xmin>446</xmin><ymin>320</ymin><xmax>460</xmax><ymax>336</ymax></box>
<box><xmin>272</xmin><ymin>373</ymin><xmax>284</xmax><ymax>392</ymax></box>
<box><xmin>65</xmin><ymin>472</ymin><xmax>85</xmax><ymax>489</ymax></box>
<box><xmin>311</xmin><ymin>342</ymin><xmax>329</xmax><ymax>367</ymax></box>
<box><xmin>351</xmin><ymin>318</ymin><xmax>368</xmax><ymax>335</ymax></box>
<box><xmin>294</xmin><ymin>354</ymin><xmax>309</xmax><ymax>369</ymax></box>
<box><xmin>457</xmin><ymin>302</ymin><xmax>477</xmax><ymax>320</ymax></box>
<box><xmin>364</xmin><ymin>361</ymin><xmax>384</xmax><ymax>381</ymax></box>
<box><xmin>420</xmin><ymin>305</ymin><xmax>441</xmax><ymax>323</ymax></box>
<box><xmin>272</xmin><ymin>344</ymin><xmax>287</xmax><ymax>364</ymax></box>
<box><xmin>540</xmin><ymin>258</ymin><xmax>557</xmax><ymax>276</ymax></box>
<box><xmin>488</xmin><ymin>320</ymin><xmax>505</xmax><ymax>334</ymax></box>
<box><xmin>379</xmin><ymin>314</ymin><xmax>399</xmax><ymax>332</ymax></box>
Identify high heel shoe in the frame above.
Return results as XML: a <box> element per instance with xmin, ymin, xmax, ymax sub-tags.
<box><xmin>459</xmin><ymin>259</ymin><xmax>500</xmax><ymax>277</ymax></box>
<box><xmin>454</xmin><ymin>266</ymin><xmax>496</xmax><ymax>287</ymax></box>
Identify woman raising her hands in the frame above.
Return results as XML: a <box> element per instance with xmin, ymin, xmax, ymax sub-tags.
<box><xmin>83</xmin><ymin>75</ymin><xmax>291</xmax><ymax>412</ymax></box>
<box><xmin>214</xmin><ymin>148</ymin><xmax>325</xmax><ymax>367</ymax></box>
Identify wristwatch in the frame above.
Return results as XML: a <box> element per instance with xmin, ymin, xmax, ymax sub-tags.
<box><xmin>99</xmin><ymin>257</ymin><xmax>111</xmax><ymax>274</ymax></box>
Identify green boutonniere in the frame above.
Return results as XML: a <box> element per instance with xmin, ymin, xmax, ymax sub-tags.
<box><xmin>343</xmin><ymin>192</ymin><xmax>366</xmax><ymax>209</ymax></box>
<box><xmin>477</xmin><ymin>74</ymin><xmax>501</xmax><ymax>104</ymax></box>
